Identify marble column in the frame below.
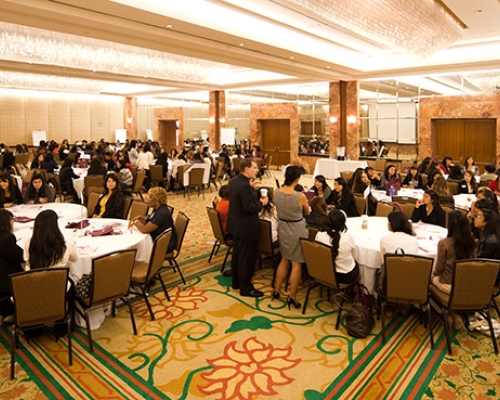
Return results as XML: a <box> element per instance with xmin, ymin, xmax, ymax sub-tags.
<box><xmin>209</xmin><ymin>90</ymin><xmax>227</xmax><ymax>151</ymax></box>
<box><xmin>124</xmin><ymin>96</ymin><xmax>137</xmax><ymax>139</ymax></box>
<box><xmin>329</xmin><ymin>81</ymin><xmax>359</xmax><ymax>160</ymax></box>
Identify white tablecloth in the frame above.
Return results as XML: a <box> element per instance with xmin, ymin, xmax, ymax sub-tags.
<box><xmin>345</xmin><ymin>216</ymin><xmax>447</xmax><ymax>294</ymax></box>
<box><xmin>11</xmin><ymin>203</ymin><xmax>88</xmax><ymax>231</ymax></box>
<box><xmin>453</xmin><ymin>193</ymin><xmax>475</xmax><ymax>210</ymax></box>
<box><xmin>16</xmin><ymin>218</ymin><xmax>153</xmax><ymax>329</ymax></box>
<box><xmin>72</xmin><ymin>167</ymin><xmax>88</xmax><ymax>198</ymax></box>
<box><xmin>313</xmin><ymin>159</ymin><xmax>367</xmax><ymax>180</ymax></box>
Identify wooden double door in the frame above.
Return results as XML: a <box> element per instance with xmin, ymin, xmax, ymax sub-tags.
<box><xmin>261</xmin><ymin>119</ymin><xmax>290</xmax><ymax>168</ymax></box>
<box><xmin>434</xmin><ymin>119</ymin><xmax>496</xmax><ymax>169</ymax></box>
<box><xmin>159</xmin><ymin>120</ymin><xmax>178</xmax><ymax>151</ymax></box>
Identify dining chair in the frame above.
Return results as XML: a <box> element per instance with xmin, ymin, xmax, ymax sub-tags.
<box><xmin>128</xmin><ymin>200</ymin><xmax>149</xmax><ymax>220</ymax></box>
<box><xmin>122</xmin><ymin>195</ymin><xmax>133</xmax><ymax>219</ymax></box>
<box><xmin>124</xmin><ymin>170</ymin><xmax>146</xmax><ymax>200</ymax></box>
<box><xmin>300</xmin><ymin>238</ymin><xmax>359</xmax><ymax>329</ymax></box>
<box><xmin>261</xmin><ymin>155</ymin><xmax>273</xmax><ymax>178</ymax></box>
<box><xmin>149</xmin><ymin>165</ymin><xmax>166</xmax><ymax>188</ymax></box>
<box><xmin>392</xmin><ymin>202</ymin><xmax>415</xmax><ymax>219</ymax></box>
<box><xmin>84</xmin><ymin>175</ymin><xmax>105</xmax><ymax>198</ymax></box>
<box><xmin>307</xmin><ymin>226</ymin><xmax>319</xmax><ymax>241</ymax></box>
<box><xmin>212</xmin><ymin>160</ymin><xmax>225</xmax><ymax>189</ymax></box>
<box><xmin>86</xmin><ymin>192</ymin><xmax>101</xmax><ymax>217</ymax></box>
<box><xmin>446</xmin><ymin>181</ymin><xmax>459</xmax><ymax>195</ymax></box>
<box><xmin>340</xmin><ymin>171</ymin><xmax>353</xmax><ymax>182</ymax></box>
<box><xmin>442</xmin><ymin>205</ymin><xmax>455</xmax><ymax>228</ymax></box>
<box><xmin>391</xmin><ymin>196</ymin><xmax>418</xmax><ymax>205</ymax></box>
<box><xmin>184</xmin><ymin>168</ymin><xmax>205</xmax><ymax>200</ymax></box>
<box><xmin>9</xmin><ymin>268</ymin><xmax>72</xmax><ymax>379</ymax></box>
<box><xmin>75</xmin><ymin>249</ymin><xmax>137</xmax><ymax>353</ymax></box>
<box><xmin>375</xmin><ymin>202</ymin><xmax>394</xmax><ymax>217</ymax></box>
<box><xmin>162</xmin><ymin>211</ymin><xmax>190</xmax><ymax>284</ymax></box>
<box><xmin>130</xmin><ymin>229</ymin><xmax>173</xmax><ymax>320</ymax></box>
<box><xmin>257</xmin><ymin>219</ymin><xmax>281</xmax><ymax>286</ymax></box>
<box><xmin>175</xmin><ymin>164</ymin><xmax>191</xmax><ymax>190</ymax></box>
<box><xmin>379</xmin><ymin>254</ymin><xmax>435</xmax><ymax>348</ymax></box>
<box><xmin>232</xmin><ymin>157</ymin><xmax>242</xmax><ymax>175</ymax></box>
<box><xmin>354</xmin><ymin>194</ymin><xmax>367</xmax><ymax>215</ymax></box>
<box><xmin>430</xmin><ymin>258</ymin><xmax>500</xmax><ymax>355</ymax></box>
<box><xmin>206</xmin><ymin>206</ymin><xmax>233</xmax><ymax>272</ymax></box>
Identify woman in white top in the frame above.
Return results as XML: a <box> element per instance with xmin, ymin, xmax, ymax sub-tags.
<box><xmin>136</xmin><ymin>143</ymin><xmax>154</xmax><ymax>171</ymax></box>
<box><xmin>128</xmin><ymin>140</ymin><xmax>139</xmax><ymax>166</ymax></box>
<box><xmin>379</xmin><ymin>211</ymin><xmax>418</xmax><ymax>266</ymax></box>
<box><xmin>24</xmin><ymin>210</ymin><xmax>77</xmax><ymax>270</ymax></box>
<box><xmin>315</xmin><ymin>209</ymin><xmax>359</xmax><ymax>284</ymax></box>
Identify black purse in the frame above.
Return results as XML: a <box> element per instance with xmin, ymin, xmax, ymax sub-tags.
<box><xmin>344</xmin><ymin>284</ymin><xmax>375</xmax><ymax>338</ymax></box>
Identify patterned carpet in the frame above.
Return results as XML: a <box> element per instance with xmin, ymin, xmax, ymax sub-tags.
<box><xmin>0</xmin><ymin>171</ymin><xmax>499</xmax><ymax>399</ymax></box>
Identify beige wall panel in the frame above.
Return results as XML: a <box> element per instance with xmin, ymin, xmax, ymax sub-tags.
<box><xmin>70</xmin><ymin>99</ymin><xmax>91</xmax><ymax>143</ymax></box>
<box><xmin>0</xmin><ymin>95</ymin><xmax>26</xmax><ymax>144</ymax></box>
<box><xmin>90</xmin><ymin>101</ymin><xmax>109</xmax><ymax>142</ymax></box>
<box><xmin>108</xmin><ymin>101</ymin><xmax>124</xmax><ymax>143</ymax></box>
<box><xmin>49</xmin><ymin>98</ymin><xmax>70</xmax><ymax>143</ymax></box>
<box><xmin>26</xmin><ymin>97</ymin><xmax>49</xmax><ymax>145</ymax></box>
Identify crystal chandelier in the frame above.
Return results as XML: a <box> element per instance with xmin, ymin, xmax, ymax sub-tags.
<box><xmin>463</xmin><ymin>73</ymin><xmax>500</xmax><ymax>94</ymax></box>
<box><xmin>272</xmin><ymin>0</ymin><xmax>465</xmax><ymax>58</ymax></box>
<box><xmin>0</xmin><ymin>22</ymin><xmax>231</xmax><ymax>84</ymax></box>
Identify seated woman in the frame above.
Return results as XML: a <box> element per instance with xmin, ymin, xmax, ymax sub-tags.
<box><xmin>312</xmin><ymin>175</ymin><xmax>331</xmax><ymax>200</ymax></box>
<box><xmin>462</xmin><ymin>156</ymin><xmax>480</xmax><ymax>176</ymax></box>
<box><xmin>92</xmin><ymin>173</ymin><xmax>124</xmax><ymax>219</ymax></box>
<box><xmin>216</xmin><ymin>184</ymin><xmax>230</xmax><ymax>235</ymax></box>
<box><xmin>115</xmin><ymin>159</ymin><xmax>134</xmax><ymax>190</ymax></box>
<box><xmin>379</xmin><ymin>211</ymin><xmax>418</xmax><ymax>263</ymax></box>
<box><xmin>305</xmin><ymin>196</ymin><xmax>329</xmax><ymax>231</ymax></box>
<box><xmin>431</xmin><ymin>175</ymin><xmax>455</xmax><ymax>207</ymax></box>
<box><xmin>432</xmin><ymin>211</ymin><xmax>476</xmax><ymax>330</ymax></box>
<box><xmin>23</xmin><ymin>172</ymin><xmax>54</xmax><ymax>204</ymax></box>
<box><xmin>30</xmin><ymin>152</ymin><xmax>45</xmax><ymax>170</ymax></box>
<box><xmin>129</xmin><ymin>187</ymin><xmax>177</xmax><ymax>252</ymax></box>
<box><xmin>59</xmin><ymin>157</ymin><xmax>80</xmax><ymax>203</ymax></box>
<box><xmin>487</xmin><ymin>171</ymin><xmax>500</xmax><ymax>196</ymax></box>
<box><xmin>380</xmin><ymin>164</ymin><xmax>401</xmax><ymax>194</ymax></box>
<box><xmin>351</xmin><ymin>170</ymin><xmax>377</xmax><ymax>215</ymax></box>
<box><xmin>438</xmin><ymin>155</ymin><xmax>453</xmax><ymax>175</ymax></box>
<box><xmin>24</xmin><ymin>209</ymin><xmax>78</xmax><ymax>270</ymax></box>
<box><xmin>315</xmin><ymin>209</ymin><xmax>359</xmax><ymax>284</ymax></box>
<box><xmin>411</xmin><ymin>189</ymin><xmax>446</xmax><ymax>228</ymax></box>
<box><xmin>0</xmin><ymin>172</ymin><xmax>23</xmax><ymax>208</ymax></box>
<box><xmin>0</xmin><ymin>209</ymin><xmax>24</xmax><ymax>320</ymax></box>
<box><xmin>402</xmin><ymin>166</ymin><xmax>423</xmax><ymax>189</ymax></box>
<box><xmin>474</xmin><ymin>199</ymin><xmax>500</xmax><ymax>260</ymax></box>
<box><xmin>87</xmin><ymin>156</ymin><xmax>107</xmax><ymax>176</ymax></box>
<box><xmin>365</xmin><ymin>167</ymin><xmax>381</xmax><ymax>188</ymax></box>
<box><xmin>40</xmin><ymin>152</ymin><xmax>59</xmax><ymax>173</ymax></box>
<box><xmin>326</xmin><ymin>177</ymin><xmax>358</xmax><ymax>217</ymax></box>
<box><xmin>458</xmin><ymin>170</ymin><xmax>479</xmax><ymax>194</ymax></box>
<box><xmin>258</xmin><ymin>188</ymin><xmax>279</xmax><ymax>247</ymax></box>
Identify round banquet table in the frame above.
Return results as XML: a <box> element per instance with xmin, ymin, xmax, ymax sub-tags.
<box><xmin>16</xmin><ymin>218</ymin><xmax>153</xmax><ymax>330</ymax></box>
<box><xmin>345</xmin><ymin>216</ymin><xmax>447</xmax><ymax>294</ymax></box>
<box><xmin>453</xmin><ymin>193</ymin><xmax>475</xmax><ymax>210</ymax></box>
<box><xmin>10</xmin><ymin>203</ymin><xmax>88</xmax><ymax>231</ymax></box>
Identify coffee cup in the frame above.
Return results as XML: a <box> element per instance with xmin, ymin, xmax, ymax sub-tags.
<box><xmin>260</xmin><ymin>188</ymin><xmax>268</xmax><ymax>197</ymax></box>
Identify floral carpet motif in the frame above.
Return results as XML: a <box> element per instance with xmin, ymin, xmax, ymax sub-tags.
<box><xmin>0</xmin><ymin>171</ymin><xmax>499</xmax><ymax>399</ymax></box>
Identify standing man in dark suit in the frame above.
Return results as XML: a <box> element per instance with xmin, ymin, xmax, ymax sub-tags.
<box><xmin>227</xmin><ymin>158</ymin><xmax>268</xmax><ymax>297</ymax></box>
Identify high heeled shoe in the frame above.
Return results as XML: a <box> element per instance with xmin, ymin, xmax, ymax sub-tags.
<box><xmin>271</xmin><ymin>291</ymin><xmax>280</xmax><ymax>301</ymax></box>
<box><xmin>287</xmin><ymin>297</ymin><xmax>301</xmax><ymax>310</ymax></box>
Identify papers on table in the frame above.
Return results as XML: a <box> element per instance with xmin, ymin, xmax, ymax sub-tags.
<box><xmin>77</xmin><ymin>245</ymin><xmax>98</xmax><ymax>255</ymax></box>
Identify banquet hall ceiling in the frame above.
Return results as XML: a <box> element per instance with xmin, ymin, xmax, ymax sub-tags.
<box><xmin>1</xmin><ymin>0</ymin><xmax>500</xmax><ymax>99</ymax></box>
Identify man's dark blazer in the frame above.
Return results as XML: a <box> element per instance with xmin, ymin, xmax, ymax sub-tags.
<box><xmin>227</xmin><ymin>173</ymin><xmax>262</xmax><ymax>240</ymax></box>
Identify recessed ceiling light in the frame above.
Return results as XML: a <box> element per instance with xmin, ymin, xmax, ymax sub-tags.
<box><xmin>239</xmin><ymin>43</ymin><xmax>244</xmax><ymax>47</ymax></box>
<box><xmin>166</xmin><ymin>24</ymin><xmax>173</xmax><ymax>28</ymax></box>
<box><xmin>289</xmin><ymin>56</ymin><xmax>294</xmax><ymax>60</ymax></box>
<box><xmin>326</xmin><ymin>66</ymin><xmax>330</xmax><ymax>69</ymax></box>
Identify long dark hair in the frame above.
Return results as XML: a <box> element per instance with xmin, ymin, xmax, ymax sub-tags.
<box><xmin>325</xmin><ymin>209</ymin><xmax>347</xmax><ymax>261</ymax></box>
<box><xmin>0</xmin><ymin>172</ymin><xmax>16</xmax><ymax>203</ymax></box>
<box><xmin>475</xmin><ymin>199</ymin><xmax>500</xmax><ymax>238</ymax></box>
<box><xmin>446</xmin><ymin>210</ymin><xmax>476</xmax><ymax>260</ymax></box>
<box><xmin>103</xmin><ymin>173</ymin><xmax>121</xmax><ymax>196</ymax></box>
<box><xmin>25</xmin><ymin>172</ymin><xmax>48</xmax><ymax>199</ymax></box>
<box><xmin>29</xmin><ymin>210</ymin><xmax>67</xmax><ymax>269</ymax></box>
<box><xmin>284</xmin><ymin>166</ymin><xmax>302</xmax><ymax>186</ymax></box>
<box><xmin>313</xmin><ymin>175</ymin><xmax>330</xmax><ymax>195</ymax></box>
<box><xmin>387</xmin><ymin>211</ymin><xmax>414</xmax><ymax>235</ymax></box>
<box><xmin>0</xmin><ymin>209</ymin><xmax>13</xmax><ymax>235</ymax></box>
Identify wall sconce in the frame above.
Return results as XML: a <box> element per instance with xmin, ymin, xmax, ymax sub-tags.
<box><xmin>126</xmin><ymin>117</ymin><xmax>133</xmax><ymax>124</ymax></box>
<box><xmin>329</xmin><ymin>116</ymin><xmax>338</xmax><ymax>123</ymax></box>
<box><xmin>219</xmin><ymin>117</ymin><xmax>226</xmax><ymax>124</ymax></box>
<box><xmin>209</xmin><ymin>116</ymin><xmax>215</xmax><ymax>124</ymax></box>
<box><xmin>347</xmin><ymin>115</ymin><xmax>357</xmax><ymax>124</ymax></box>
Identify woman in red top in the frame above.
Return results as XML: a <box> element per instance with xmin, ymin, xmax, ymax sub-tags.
<box><xmin>438</xmin><ymin>156</ymin><xmax>453</xmax><ymax>175</ymax></box>
<box><xmin>487</xmin><ymin>172</ymin><xmax>500</xmax><ymax>195</ymax></box>
<box><xmin>216</xmin><ymin>185</ymin><xmax>230</xmax><ymax>234</ymax></box>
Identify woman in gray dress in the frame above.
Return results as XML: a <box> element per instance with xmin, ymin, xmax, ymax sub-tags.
<box><xmin>272</xmin><ymin>166</ymin><xmax>310</xmax><ymax>309</ymax></box>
